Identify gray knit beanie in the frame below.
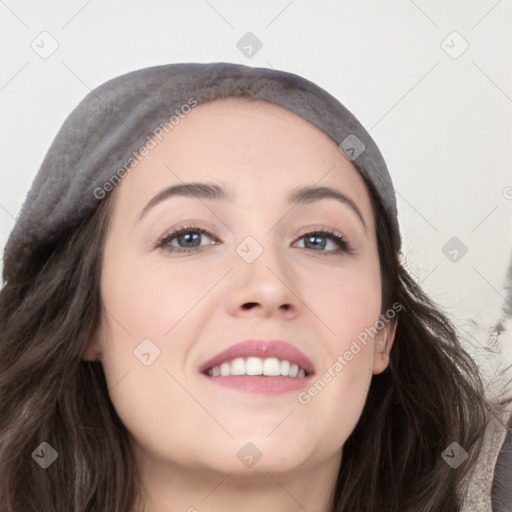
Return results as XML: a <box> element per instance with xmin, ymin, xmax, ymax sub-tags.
<box><xmin>2</xmin><ymin>62</ymin><xmax>400</xmax><ymax>282</ymax></box>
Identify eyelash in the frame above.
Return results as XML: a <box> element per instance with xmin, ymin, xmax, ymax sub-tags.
<box><xmin>155</xmin><ymin>224</ymin><xmax>354</xmax><ymax>256</ymax></box>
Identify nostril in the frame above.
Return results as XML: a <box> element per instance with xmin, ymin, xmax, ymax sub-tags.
<box><xmin>242</xmin><ymin>302</ymin><xmax>258</xmax><ymax>310</ymax></box>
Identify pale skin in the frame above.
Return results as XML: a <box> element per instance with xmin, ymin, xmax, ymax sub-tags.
<box><xmin>83</xmin><ymin>97</ymin><xmax>396</xmax><ymax>512</ymax></box>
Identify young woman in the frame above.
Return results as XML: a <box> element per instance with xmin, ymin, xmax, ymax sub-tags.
<box><xmin>1</xmin><ymin>62</ymin><xmax>510</xmax><ymax>512</ymax></box>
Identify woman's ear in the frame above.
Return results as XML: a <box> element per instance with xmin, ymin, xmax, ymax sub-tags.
<box><xmin>82</xmin><ymin>308</ymin><xmax>106</xmax><ymax>362</ymax></box>
<box><xmin>81</xmin><ymin>336</ymin><xmax>102</xmax><ymax>362</ymax></box>
<box><xmin>372</xmin><ymin>320</ymin><xmax>397</xmax><ymax>375</ymax></box>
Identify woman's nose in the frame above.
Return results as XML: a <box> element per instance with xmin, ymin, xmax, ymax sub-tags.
<box><xmin>224</xmin><ymin>234</ymin><xmax>301</xmax><ymax>320</ymax></box>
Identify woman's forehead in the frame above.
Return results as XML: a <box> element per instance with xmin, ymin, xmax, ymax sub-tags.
<box><xmin>112</xmin><ymin>97</ymin><xmax>370</xmax><ymax>205</ymax></box>
<box><xmin>106</xmin><ymin>98</ymin><xmax>375</xmax><ymax>235</ymax></box>
<box><xmin>160</xmin><ymin>96</ymin><xmax>338</xmax><ymax>140</ymax></box>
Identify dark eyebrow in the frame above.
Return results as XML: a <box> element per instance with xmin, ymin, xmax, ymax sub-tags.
<box><xmin>137</xmin><ymin>182</ymin><xmax>234</xmax><ymax>221</ymax></box>
<box><xmin>288</xmin><ymin>185</ymin><xmax>366</xmax><ymax>228</ymax></box>
<box><xmin>137</xmin><ymin>181</ymin><xmax>366</xmax><ymax>228</ymax></box>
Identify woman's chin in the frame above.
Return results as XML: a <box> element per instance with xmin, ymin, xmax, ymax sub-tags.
<box><xmin>197</xmin><ymin>450</ymin><xmax>313</xmax><ymax>476</ymax></box>
<box><xmin>228</xmin><ymin>436</ymin><xmax>329</xmax><ymax>474</ymax></box>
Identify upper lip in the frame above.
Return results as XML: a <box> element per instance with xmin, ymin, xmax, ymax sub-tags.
<box><xmin>199</xmin><ymin>339</ymin><xmax>316</xmax><ymax>375</ymax></box>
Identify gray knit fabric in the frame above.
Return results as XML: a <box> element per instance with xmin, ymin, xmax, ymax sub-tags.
<box><xmin>2</xmin><ymin>62</ymin><xmax>400</xmax><ymax>282</ymax></box>
<box><xmin>460</xmin><ymin>409</ymin><xmax>512</xmax><ymax>511</ymax></box>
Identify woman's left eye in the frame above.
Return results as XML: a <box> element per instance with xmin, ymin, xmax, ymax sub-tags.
<box><xmin>294</xmin><ymin>229</ymin><xmax>353</xmax><ymax>254</ymax></box>
<box><xmin>155</xmin><ymin>226</ymin><xmax>353</xmax><ymax>255</ymax></box>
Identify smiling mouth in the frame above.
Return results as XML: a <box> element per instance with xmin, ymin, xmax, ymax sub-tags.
<box><xmin>204</xmin><ymin>356</ymin><xmax>310</xmax><ymax>378</ymax></box>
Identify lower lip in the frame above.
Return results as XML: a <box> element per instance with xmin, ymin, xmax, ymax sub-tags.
<box><xmin>201</xmin><ymin>374</ymin><xmax>314</xmax><ymax>394</ymax></box>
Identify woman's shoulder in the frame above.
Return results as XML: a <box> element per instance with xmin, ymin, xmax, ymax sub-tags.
<box><xmin>492</xmin><ymin>414</ymin><xmax>512</xmax><ymax>512</ymax></box>
<box><xmin>460</xmin><ymin>406</ymin><xmax>511</xmax><ymax>511</ymax></box>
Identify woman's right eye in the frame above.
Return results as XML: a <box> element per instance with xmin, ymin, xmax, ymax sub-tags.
<box><xmin>155</xmin><ymin>226</ymin><xmax>218</xmax><ymax>254</ymax></box>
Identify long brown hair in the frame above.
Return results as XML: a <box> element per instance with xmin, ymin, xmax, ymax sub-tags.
<box><xmin>0</xmin><ymin>167</ymin><xmax>508</xmax><ymax>511</ymax></box>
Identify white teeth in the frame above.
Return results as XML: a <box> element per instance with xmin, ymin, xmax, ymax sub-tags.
<box><xmin>206</xmin><ymin>357</ymin><xmax>308</xmax><ymax>378</ymax></box>
<box><xmin>263</xmin><ymin>357</ymin><xmax>281</xmax><ymax>376</ymax></box>
<box><xmin>246</xmin><ymin>356</ymin><xmax>263</xmax><ymax>375</ymax></box>
<box><xmin>230</xmin><ymin>357</ymin><xmax>246</xmax><ymax>375</ymax></box>
<box><xmin>220</xmin><ymin>362</ymin><xmax>231</xmax><ymax>376</ymax></box>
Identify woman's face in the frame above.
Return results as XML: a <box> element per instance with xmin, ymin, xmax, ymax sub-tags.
<box><xmin>86</xmin><ymin>98</ymin><xmax>395</xmax><ymax>478</ymax></box>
